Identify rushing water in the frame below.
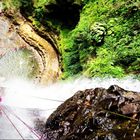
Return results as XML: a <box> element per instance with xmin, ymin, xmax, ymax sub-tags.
<box><xmin>2</xmin><ymin>77</ymin><xmax>140</xmax><ymax>108</ymax></box>
<box><xmin>0</xmin><ymin>49</ymin><xmax>39</xmax><ymax>81</ymax></box>
<box><xmin>0</xmin><ymin>16</ymin><xmax>40</xmax><ymax>82</ymax></box>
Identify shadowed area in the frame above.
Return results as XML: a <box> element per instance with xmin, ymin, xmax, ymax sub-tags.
<box><xmin>45</xmin><ymin>0</ymin><xmax>83</xmax><ymax>28</ymax></box>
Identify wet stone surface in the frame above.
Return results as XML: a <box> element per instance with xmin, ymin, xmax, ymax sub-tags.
<box><xmin>44</xmin><ymin>85</ymin><xmax>140</xmax><ymax>140</ymax></box>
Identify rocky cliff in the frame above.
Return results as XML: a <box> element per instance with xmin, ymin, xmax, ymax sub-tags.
<box><xmin>2</xmin><ymin>0</ymin><xmax>140</xmax><ymax>80</ymax></box>
<box><xmin>0</xmin><ymin>11</ymin><xmax>60</xmax><ymax>84</ymax></box>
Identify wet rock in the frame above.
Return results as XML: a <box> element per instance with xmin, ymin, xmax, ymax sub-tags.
<box><xmin>44</xmin><ymin>85</ymin><xmax>140</xmax><ymax>140</ymax></box>
<box><xmin>0</xmin><ymin>14</ymin><xmax>60</xmax><ymax>85</ymax></box>
<box><xmin>34</xmin><ymin>118</ymin><xmax>46</xmax><ymax>135</ymax></box>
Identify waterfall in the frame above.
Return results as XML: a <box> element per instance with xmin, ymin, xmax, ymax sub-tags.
<box><xmin>0</xmin><ymin>6</ymin><xmax>140</xmax><ymax>139</ymax></box>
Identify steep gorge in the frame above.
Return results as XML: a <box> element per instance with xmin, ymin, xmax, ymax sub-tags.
<box><xmin>1</xmin><ymin>1</ymin><xmax>140</xmax><ymax>139</ymax></box>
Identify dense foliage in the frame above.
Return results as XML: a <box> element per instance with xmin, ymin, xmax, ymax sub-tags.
<box><xmin>3</xmin><ymin>0</ymin><xmax>140</xmax><ymax>79</ymax></box>
<box><xmin>59</xmin><ymin>0</ymin><xmax>140</xmax><ymax>78</ymax></box>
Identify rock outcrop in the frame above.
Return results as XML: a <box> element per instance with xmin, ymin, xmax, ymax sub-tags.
<box><xmin>44</xmin><ymin>85</ymin><xmax>140</xmax><ymax>140</ymax></box>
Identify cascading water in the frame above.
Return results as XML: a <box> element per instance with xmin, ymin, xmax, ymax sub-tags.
<box><xmin>0</xmin><ymin>15</ymin><xmax>40</xmax><ymax>82</ymax></box>
<box><xmin>0</xmin><ymin>15</ymin><xmax>45</xmax><ymax>139</ymax></box>
<box><xmin>2</xmin><ymin>77</ymin><xmax>140</xmax><ymax>110</ymax></box>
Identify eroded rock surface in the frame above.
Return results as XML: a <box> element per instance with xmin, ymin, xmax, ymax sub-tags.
<box><xmin>44</xmin><ymin>85</ymin><xmax>140</xmax><ymax>140</ymax></box>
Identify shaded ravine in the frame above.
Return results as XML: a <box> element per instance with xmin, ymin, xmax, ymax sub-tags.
<box><xmin>2</xmin><ymin>13</ymin><xmax>61</xmax><ymax>84</ymax></box>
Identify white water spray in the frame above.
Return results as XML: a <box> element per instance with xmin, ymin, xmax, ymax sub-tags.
<box><xmin>1</xmin><ymin>76</ymin><xmax>140</xmax><ymax>109</ymax></box>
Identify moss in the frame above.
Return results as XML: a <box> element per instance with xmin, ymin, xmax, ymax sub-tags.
<box><xmin>84</xmin><ymin>48</ymin><xmax>124</xmax><ymax>78</ymax></box>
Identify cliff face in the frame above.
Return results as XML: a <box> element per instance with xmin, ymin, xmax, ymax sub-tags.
<box><xmin>17</xmin><ymin>18</ymin><xmax>60</xmax><ymax>84</ymax></box>
<box><xmin>44</xmin><ymin>85</ymin><xmax>140</xmax><ymax>140</ymax></box>
<box><xmin>0</xmin><ymin>9</ymin><xmax>60</xmax><ymax>84</ymax></box>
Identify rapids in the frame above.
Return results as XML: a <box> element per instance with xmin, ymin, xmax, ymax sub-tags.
<box><xmin>2</xmin><ymin>77</ymin><xmax>140</xmax><ymax>109</ymax></box>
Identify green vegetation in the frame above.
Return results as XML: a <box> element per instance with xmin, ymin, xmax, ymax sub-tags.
<box><xmin>3</xmin><ymin>0</ymin><xmax>140</xmax><ymax>79</ymax></box>
<box><xmin>59</xmin><ymin>0</ymin><xmax>140</xmax><ymax>78</ymax></box>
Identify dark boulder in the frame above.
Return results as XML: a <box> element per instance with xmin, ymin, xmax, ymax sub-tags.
<box><xmin>44</xmin><ymin>85</ymin><xmax>140</xmax><ymax>140</ymax></box>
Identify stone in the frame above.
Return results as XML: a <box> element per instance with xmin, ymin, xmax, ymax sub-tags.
<box><xmin>43</xmin><ymin>85</ymin><xmax>140</xmax><ymax>140</ymax></box>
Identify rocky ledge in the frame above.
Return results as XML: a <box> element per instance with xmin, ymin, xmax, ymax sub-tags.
<box><xmin>43</xmin><ymin>85</ymin><xmax>140</xmax><ymax>140</ymax></box>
